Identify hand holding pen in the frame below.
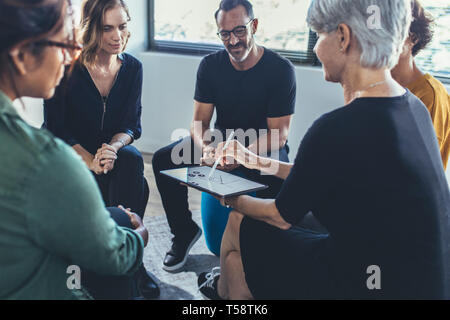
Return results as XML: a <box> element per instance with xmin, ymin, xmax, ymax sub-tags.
<box><xmin>208</xmin><ymin>130</ymin><xmax>235</xmax><ymax>180</ymax></box>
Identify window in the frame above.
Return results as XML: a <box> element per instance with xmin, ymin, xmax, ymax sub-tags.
<box><xmin>68</xmin><ymin>0</ymin><xmax>448</xmax><ymax>79</ymax></box>
<box><xmin>149</xmin><ymin>0</ymin><xmax>449</xmax><ymax>79</ymax></box>
<box><xmin>414</xmin><ymin>1</ymin><xmax>450</xmax><ymax>80</ymax></box>
<box><xmin>149</xmin><ymin>0</ymin><xmax>318</xmax><ymax>64</ymax></box>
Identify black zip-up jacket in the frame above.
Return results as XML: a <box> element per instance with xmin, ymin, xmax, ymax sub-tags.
<box><xmin>43</xmin><ymin>53</ymin><xmax>143</xmax><ymax>155</ymax></box>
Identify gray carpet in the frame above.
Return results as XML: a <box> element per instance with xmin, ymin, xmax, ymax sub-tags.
<box><xmin>142</xmin><ymin>210</ymin><xmax>220</xmax><ymax>300</ymax></box>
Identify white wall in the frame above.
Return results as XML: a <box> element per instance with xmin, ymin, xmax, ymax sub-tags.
<box><xmin>124</xmin><ymin>0</ymin><xmax>148</xmax><ymax>55</ymax></box>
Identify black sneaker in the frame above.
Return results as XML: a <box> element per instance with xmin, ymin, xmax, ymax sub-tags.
<box><xmin>163</xmin><ymin>224</ymin><xmax>202</xmax><ymax>272</ymax></box>
<box><xmin>198</xmin><ymin>267</ymin><xmax>223</xmax><ymax>300</ymax></box>
<box><xmin>137</xmin><ymin>266</ymin><xmax>160</xmax><ymax>299</ymax></box>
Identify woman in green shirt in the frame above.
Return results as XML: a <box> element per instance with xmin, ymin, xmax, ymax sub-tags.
<box><xmin>0</xmin><ymin>0</ymin><xmax>148</xmax><ymax>300</ymax></box>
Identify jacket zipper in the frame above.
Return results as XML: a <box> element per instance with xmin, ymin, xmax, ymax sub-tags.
<box><xmin>100</xmin><ymin>97</ymin><xmax>107</xmax><ymax>131</ymax></box>
<box><xmin>86</xmin><ymin>66</ymin><xmax>120</xmax><ymax>132</ymax></box>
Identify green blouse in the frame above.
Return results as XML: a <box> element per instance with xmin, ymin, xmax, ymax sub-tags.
<box><xmin>0</xmin><ymin>91</ymin><xmax>144</xmax><ymax>300</ymax></box>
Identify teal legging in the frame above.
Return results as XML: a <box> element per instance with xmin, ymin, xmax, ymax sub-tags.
<box><xmin>201</xmin><ymin>190</ymin><xmax>256</xmax><ymax>256</ymax></box>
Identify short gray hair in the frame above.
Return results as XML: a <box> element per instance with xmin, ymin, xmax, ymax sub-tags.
<box><xmin>307</xmin><ymin>0</ymin><xmax>412</xmax><ymax>69</ymax></box>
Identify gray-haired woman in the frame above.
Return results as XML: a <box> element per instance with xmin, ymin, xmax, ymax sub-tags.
<box><xmin>197</xmin><ymin>0</ymin><xmax>450</xmax><ymax>299</ymax></box>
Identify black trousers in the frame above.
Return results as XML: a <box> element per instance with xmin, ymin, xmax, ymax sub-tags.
<box><xmin>82</xmin><ymin>207</ymin><xmax>141</xmax><ymax>300</ymax></box>
<box><xmin>152</xmin><ymin>136</ymin><xmax>289</xmax><ymax>240</ymax></box>
<box><xmin>94</xmin><ymin>145</ymin><xmax>149</xmax><ymax>219</ymax></box>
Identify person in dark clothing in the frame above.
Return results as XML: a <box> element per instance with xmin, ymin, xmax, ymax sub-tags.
<box><xmin>152</xmin><ymin>0</ymin><xmax>296</xmax><ymax>272</ymax></box>
<box><xmin>43</xmin><ymin>0</ymin><xmax>148</xmax><ymax>218</ymax></box>
<box><xmin>43</xmin><ymin>0</ymin><xmax>158</xmax><ymax>299</ymax></box>
<box><xmin>197</xmin><ymin>0</ymin><xmax>450</xmax><ymax>300</ymax></box>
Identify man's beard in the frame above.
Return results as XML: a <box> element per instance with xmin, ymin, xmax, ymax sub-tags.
<box><xmin>227</xmin><ymin>38</ymin><xmax>253</xmax><ymax>63</ymax></box>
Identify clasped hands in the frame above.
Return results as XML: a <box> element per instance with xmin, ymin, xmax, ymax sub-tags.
<box><xmin>117</xmin><ymin>205</ymin><xmax>148</xmax><ymax>247</ymax></box>
<box><xmin>91</xmin><ymin>143</ymin><xmax>118</xmax><ymax>175</ymax></box>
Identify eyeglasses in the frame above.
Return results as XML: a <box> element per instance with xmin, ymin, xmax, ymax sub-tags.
<box><xmin>217</xmin><ymin>19</ymin><xmax>255</xmax><ymax>41</ymax></box>
<box><xmin>34</xmin><ymin>40</ymin><xmax>82</xmax><ymax>64</ymax></box>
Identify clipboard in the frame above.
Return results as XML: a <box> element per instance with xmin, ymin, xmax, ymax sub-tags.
<box><xmin>160</xmin><ymin>166</ymin><xmax>268</xmax><ymax>198</ymax></box>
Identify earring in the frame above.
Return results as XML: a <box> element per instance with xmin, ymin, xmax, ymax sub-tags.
<box><xmin>9</xmin><ymin>48</ymin><xmax>20</xmax><ymax>57</ymax></box>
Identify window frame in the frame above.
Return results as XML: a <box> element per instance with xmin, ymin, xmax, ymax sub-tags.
<box><xmin>147</xmin><ymin>0</ymin><xmax>320</xmax><ymax>66</ymax></box>
<box><xmin>438</xmin><ymin>77</ymin><xmax>450</xmax><ymax>85</ymax></box>
<box><xmin>147</xmin><ymin>0</ymin><xmax>449</xmax><ymax>82</ymax></box>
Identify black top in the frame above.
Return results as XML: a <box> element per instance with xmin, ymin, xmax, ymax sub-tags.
<box><xmin>43</xmin><ymin>53</ymin><xmax>143</xmax><ymax>155</ymax></box>
<box><xmin>194</xmin><ymin>48</ymin><xmax>296</xmax><ymax>139</ymax></box>
<box><xmin>275</xmin><ymin>91</ymin><xmax>450</xmax><ymax>298</ymax></box>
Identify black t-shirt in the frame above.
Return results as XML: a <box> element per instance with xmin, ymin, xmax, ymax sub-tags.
<box><xmin>194</xmin><ymin>48</ymin><xmax>296</xmax><ymax>139</ymax></box>
<box><xmin>275</xmin><ymin>91</ymin><xmax>450</xmax><ymax>298</ymax></box>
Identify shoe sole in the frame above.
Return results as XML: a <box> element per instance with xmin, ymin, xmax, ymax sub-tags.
<box><xmin>162</xmin><ymin>229</ymin><xmax>202</xmax><ymax>272</ymax></box>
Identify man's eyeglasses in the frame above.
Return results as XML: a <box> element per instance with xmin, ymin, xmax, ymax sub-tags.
<box><xmin>217</xmin><ymin>19</ymin><xmax>255</xmax><ymax>41</ymax></box>
<box><xmin>34</xmin><ymin>40</ymin><xmax>82</xmax><ymax>64</ymax></box>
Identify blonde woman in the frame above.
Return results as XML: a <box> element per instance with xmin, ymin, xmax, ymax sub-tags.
<box><xmin>45</xmin><ymin>0</ymin><xmax>149</xmax><ymax>217</ymax></box>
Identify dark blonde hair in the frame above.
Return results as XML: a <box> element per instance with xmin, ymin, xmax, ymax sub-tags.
<box><xmin>410</xmin><ymin>0</ymin><xmax>434</xmax><ymax>57</ymax></box>
<box><xmin>79</xmin><ymin>0</ymin><xmax>130</xmax><ymax>66</ymax></box>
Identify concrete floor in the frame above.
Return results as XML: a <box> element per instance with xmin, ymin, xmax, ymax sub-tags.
<box><xmin>142</xmin><ymin>153</ymin><xmax>202</xmax><ymax>217</ymax></box>
<box><xmin>141</xmin><ymin>153</ymin><xmax>219</xmax><ymax>300</ymax></box>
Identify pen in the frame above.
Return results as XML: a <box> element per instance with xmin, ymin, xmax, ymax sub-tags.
<box><xmin>208</xmin><ymin>130</ymin><xmax>235</xmax><ymax>180</ymax></box>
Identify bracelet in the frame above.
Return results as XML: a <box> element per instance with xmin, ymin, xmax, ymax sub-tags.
<box><xmin>113</xmin><ymin>139</ymin><xmax>126</xmax><ymax>149</ymax></box>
